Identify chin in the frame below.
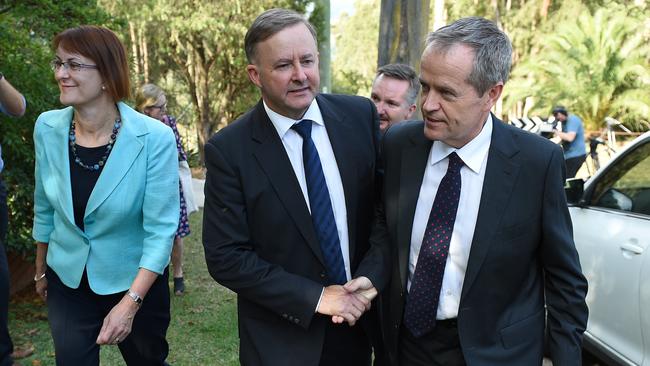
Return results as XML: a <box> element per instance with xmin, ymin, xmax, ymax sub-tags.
<box><xmin>423</xmin><ymin>126</ymin><xmax>446</xmax><ymax>141</ymax></box>
<box><xmin>59</xmin><ymin>97</ymin><xmax>73</xmax><ymax>106</ymax></box>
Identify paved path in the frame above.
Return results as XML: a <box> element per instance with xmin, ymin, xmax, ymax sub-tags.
<box><xmin>192</xmin><ymin>178</ymin><xmax>205</xmax><ymax>208</ymax></box>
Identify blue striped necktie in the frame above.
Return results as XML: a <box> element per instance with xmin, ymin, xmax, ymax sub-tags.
<box><xmin>292</xmin><ymin>120</ymin><xmax>347</xmax><ymax>285</ymax></box>
<box><xmin>404</xmin><ymin>152</ymin><xmax>464</xmax><ymax>337</ymax></box>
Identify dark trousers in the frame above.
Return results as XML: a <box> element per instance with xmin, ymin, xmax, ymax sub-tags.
<box><xmin>565</xmin><ymin>154</ymin><xmax>586</xmax><ymax>179</ymax></box>
<box><xmin>47</xmin><ymin>266</ymin><xmax>171</xmax><ymax>366</ymax></box>
<box><xmin>399</xmin><ymin>319</ymin><xmax>466</xmax><ymax>366</ymax></box>
<box><xmin>319</xmin><ymin>318</ymin><xmax>371</xmax><ymax>366</ymax></box>
<box><xmin>0</xmin><ymin>179</ymin><xmax>13</xmax><ymax>366</ymax></box>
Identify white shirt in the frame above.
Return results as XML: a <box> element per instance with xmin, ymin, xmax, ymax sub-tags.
<box><xmin>264</xmin><ymin>100</ymin><xmax>352</xmax><ymax>281</ymax></box>
<box><xmin>408</xmin><ymin>115</ymin><xmax>493</xmax><ymax>319</ymax></box>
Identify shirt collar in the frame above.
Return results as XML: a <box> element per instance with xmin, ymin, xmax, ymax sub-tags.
<box><xmin>429</xmin><ymin>114</ymin><xmax>493</xmax><ymax>174</ymax></box>
<box><xmin>264</xmin><ymin>99</ymin><xmax>324</xmax><ymax>139</ymax></box>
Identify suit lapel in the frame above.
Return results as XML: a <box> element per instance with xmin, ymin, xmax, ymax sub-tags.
<box><xmin>316</xmin><ymin>95</ymin><xmax>360</xmax><ymax>259</ymax></box>
<box><xmin>41</xmin><ymin>107</ymin><xmax>76</xmax><ymax>225</ymax></box>
<box><xmin>250</xmin><ymin>102</ymin><xmax>325</xmax><ymax>266</ymax></box>
<box><xmin>397</xmin><ymin>127</ymin><xmax>432</xmax><ymax>292</ymax></box>
<box><xmin>84</xmin><ymin>102</ymin><xmax>144</xmax><ymax>219</ymax></box>
<box><xmin>461</xmin><ymin>117</ymin><xmax>520</xmax><ymax>299</ymax></box>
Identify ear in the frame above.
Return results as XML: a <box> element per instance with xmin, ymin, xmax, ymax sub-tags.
<box><xmin>406</xmin><ymin>104</ymin><xmax>417</xmax><ymax>119</ymax></box>
<box><xmin>246</xmin><ymin>64</ymin><xmax>262</xmax><ymax>88</ymax></box>
<box><xmin>483</xmin><ymin>82</ymin><xmax>504</xmax><ymax>112</ymax></box>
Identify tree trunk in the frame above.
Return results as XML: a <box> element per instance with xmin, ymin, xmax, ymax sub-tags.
<box><xmin>316</xmin><ymin>0</ymin><xmax>331</xmax><ymax>93</ymax></box>
<box><xmin>141</xmin><ymin>27</ymin><xmax>149</xmax><ymax>83</ymax></box>
<box><xmin>129</xmin><ymin>22</ymin><xmax>140</xmax><ymax>78</ymax></box>
<box><xmin>540</xmin><ymin>0</ymin><xmax>551</xmax><ymax>18</ymax></box>
<box><xmin>377</xmin><ymin>0</ymin><xmax>430</xmax><ymax>73</ymax></box>
<box><xmin>432</xmin><ymin>0</ymin><xmax>445</xmax><ymax>31</ymax></box>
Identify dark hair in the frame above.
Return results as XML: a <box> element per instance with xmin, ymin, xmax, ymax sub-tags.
<box><xmin>244</xmin><ymin>8</ymin><xmax>317</xmax><ymax>63</ymax></box>
<box><xmin>375</xmin><ymin>63</ymin><xmax>420</xmax><ymax>105</ymax></box>
<box><xmin>425</xmin><ymin>17</ymin><xmax>512</xmax><ymax>96</ymax></box>
<box><xmin>552</xmin><ymin>106</ymin><xmax>568</xmax><ymax>116</ymax></box>
<box><xmin>53</xmin><ymin>25</ymin><xmax>130</xmax><ymax>101</ymax></box>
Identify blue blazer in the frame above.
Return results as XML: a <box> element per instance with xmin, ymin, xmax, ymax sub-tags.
<box><xmin>33</xmin><ymin>102</ymin><xmax>180</xmax><ymax>295</ymax></box>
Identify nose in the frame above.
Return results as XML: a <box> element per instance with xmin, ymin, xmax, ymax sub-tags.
<box><xmin>291</xmin><ymin>62</ymin><xmax>307</xmax><ymax>83</ymax></box>
<box><xmin>421</xmin><ymin>90</ymin><xmax>441</xmax><ymax>113</ymax></box>
<box><xmin>374</xmin><ymin>101</ymin><xmax>386</xmax><ymax>114</ymax></box>
<box><xmin>54</xmin><ymin>65</ymin><xmax>70</xmax><ymax>80</ymax></box>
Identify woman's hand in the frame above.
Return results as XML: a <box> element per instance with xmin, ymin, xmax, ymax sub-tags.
<box><xmin>34</xmin><ymin>242</ymin><xmax>49</xmax><ymax>300</ymax></box>
<box><xmin>35</xmin><ymin>276</ymin><xmax>47</xmax><ymax>300</ymax></box>
<box><xmin>95</xmin><ymin>295</ymin><xmax>139</xmax><ymax>345</ymax></box>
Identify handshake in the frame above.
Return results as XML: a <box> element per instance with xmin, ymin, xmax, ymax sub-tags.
<box><xmin>316</xmin><ymin>276</ymin><xmax>377</xmax><ymax>326</ymax></box>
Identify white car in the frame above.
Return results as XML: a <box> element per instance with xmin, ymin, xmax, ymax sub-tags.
<box><xmin>565</xmin><ymin>131</ymin><xmax>650</xmax><ymax>365</ymax></box>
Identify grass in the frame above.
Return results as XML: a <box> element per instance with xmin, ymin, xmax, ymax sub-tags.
<box><xmin>9</xmin><ymin>210</ymin><xmax>240</xmax><ymax>365</ymax></box>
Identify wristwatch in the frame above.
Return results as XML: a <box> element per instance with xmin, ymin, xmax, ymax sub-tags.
<box><xmin>126</xmin><ymin>289</ymin><xmax>143</xmax><ymax>307</ymax></box>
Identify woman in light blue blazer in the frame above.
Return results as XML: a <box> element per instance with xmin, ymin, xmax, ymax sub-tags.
<box><xmin>32</xmin><ymin>26</ymin><xmax>179</xmax><ymax>365</ymax></box>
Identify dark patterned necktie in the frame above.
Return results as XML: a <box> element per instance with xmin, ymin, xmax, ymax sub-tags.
<box><xmin>404</xmin><ymin>152</ymin><xmax>464</xmax><ymax>337</ymax></box>
<box><xmin>292</xmin><ymin>120</ymin><xmax>347</xmax><ymax>285</ymax></box>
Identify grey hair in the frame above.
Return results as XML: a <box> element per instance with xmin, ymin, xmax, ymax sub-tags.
<box><xmin>245</xmin><ymin>8</ymin><xmax>317</xmax><ymax>63</ymax></box>
<box><xmin>375</xmin><ymin>63</ymin><xmax>420</xmax><ymax>105</ymax></box>
<box><xmin>425</xmin><ymin>17</ymin><xmax>512</xmax><ymax>96</ymax></box>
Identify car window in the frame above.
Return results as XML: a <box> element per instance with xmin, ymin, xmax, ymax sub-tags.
<box><xmin>590</xmin><ymin>140</ymin><xmax>650</xmax><ymax>215</ymax></box>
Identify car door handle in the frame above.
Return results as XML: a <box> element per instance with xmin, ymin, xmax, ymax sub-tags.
<box><xmin>620</xmin><ymin>243</ymin><xmax>644</xmax><ymax>255</ymax></box>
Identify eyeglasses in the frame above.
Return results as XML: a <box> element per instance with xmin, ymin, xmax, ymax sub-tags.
<box><xmin>149</xmin><ymin>103</ymin><xmax>167</xmax><ymax>111</ymax></box>
<box><xmin>51</xmin><ymin>60</ymin><xmax>98</xmax><ymax>72</ymax></box>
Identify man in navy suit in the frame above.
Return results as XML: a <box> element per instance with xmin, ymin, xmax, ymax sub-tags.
<box><xmin>376</xmin><ymin>17</ymin><xmax>588</xmax><ymax>365</ymax></box>
<box><xmin>202</xmin><ymin>8</ymin><xmax>386</xmax><ymax>366</ymax></box>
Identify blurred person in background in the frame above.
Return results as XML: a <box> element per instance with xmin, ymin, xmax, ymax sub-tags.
<box><xmin>136</xmin><ymin>83</ymin><xmax>195</xmax><ymax>296</ymax></box>
<box><xmin>370</xmin><ymin>64</ymin><xmax>419</xmax><ymax>133</ymax></box>
<box><xmin>0</xmin><ymin>71</ymin><xmax>26</xmax><ymax>366</ymax></box>
<box><xmin>33</xmin><ymin>25</ymin><xmax>179</xmax><ymax>365</ymax></box>
<box><xmin>553</xmin><ymin>106</ymin><xmax>586</xmax><ymax>178</ymax></box>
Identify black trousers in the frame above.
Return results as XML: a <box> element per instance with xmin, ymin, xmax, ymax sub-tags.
<box><xmin>399</xmin><ymin>319</ymin><xmax>466</xmax><ymax>366</ymax></box>
<box><xmin>319</xmin><ymin>317</ymin><xmax>372</xmax><ymax>366</ymax></box>
<box><xmin>47</xmin><ymin>266</ymin><xmax>171</xmax><ymax>366</ymax></box>
<box><xmin>0</xmin><ymin>179</ymin><xmax>12</xmax><ymax>366</ymax></box>
<box><xmin>565</xmin><ymin>154</ymin><xmax>586</xmax><ymax>179</ymax></box>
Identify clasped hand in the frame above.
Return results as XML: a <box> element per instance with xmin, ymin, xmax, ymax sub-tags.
<box><xmin>316</xmin><ymin>276</ymin><xmax>377</xmax><ymax>326</ymax></box>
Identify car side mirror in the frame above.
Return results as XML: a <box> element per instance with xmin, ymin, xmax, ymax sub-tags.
<box><xmin>565</xmin><ymin>178</ymin><xmax>584</xmax><ymax>205</ymax></box>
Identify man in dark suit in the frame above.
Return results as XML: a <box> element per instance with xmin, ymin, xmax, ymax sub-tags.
<box><xmin>377</xmin><ymin>17</ymin><xmax>588</xmax><ymax>365</ymax></box>
<box><xmin>202</xmin><ymin>8</ymin><xmax>386</xmax><ymax>366</ymax></box>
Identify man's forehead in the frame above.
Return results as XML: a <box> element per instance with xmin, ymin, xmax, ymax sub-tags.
<box><xmin>375</xmin><ymin>75</ymin><xmax>409</xmax><ymax>90</ymax></box>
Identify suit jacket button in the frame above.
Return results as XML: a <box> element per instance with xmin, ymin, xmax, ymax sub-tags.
<box><xmin>320</xmin><ymin>272</ymin><xmax>326</xmax><ymax>279</ymax></box>
<box><xmin>282</xmin><ymin>314</ymin><xmax>288</xmax><ymax>318</ymax></box>
<box><xmin>294</xmin><ymin>318</ymin><xmax>300</xmax><ymax>324</ymax></box>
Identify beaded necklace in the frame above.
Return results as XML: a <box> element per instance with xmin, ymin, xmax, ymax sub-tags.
<box><xmin>69</xmin><ymin>117</ymin><xmax>122</xmax><ymax>171</ymax></box>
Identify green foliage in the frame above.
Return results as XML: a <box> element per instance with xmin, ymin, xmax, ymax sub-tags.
<box><xmin>0</xmin><ymin>0</ymin><xmax>113</xmax><ymax>255</ymax></box>
<box><xmin>102</xmin><ymin>0</ymin><xmax>317</xmax><ymax>163</ymax></box>
<box><xmin>331</xmin><ymin>0</ymin><xmax>379</xmax><ymax>95</ymax></box>
<box><xmin>505</xmin><ymin>2</ymin><xmax>650</xmax><ymax>130</ymax></box>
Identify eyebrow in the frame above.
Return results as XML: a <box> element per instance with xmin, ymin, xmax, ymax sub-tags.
<box><xmin>55</xmin><ymin>55</ymin><xmax>83</xmax><ymax>62</ymax></box>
